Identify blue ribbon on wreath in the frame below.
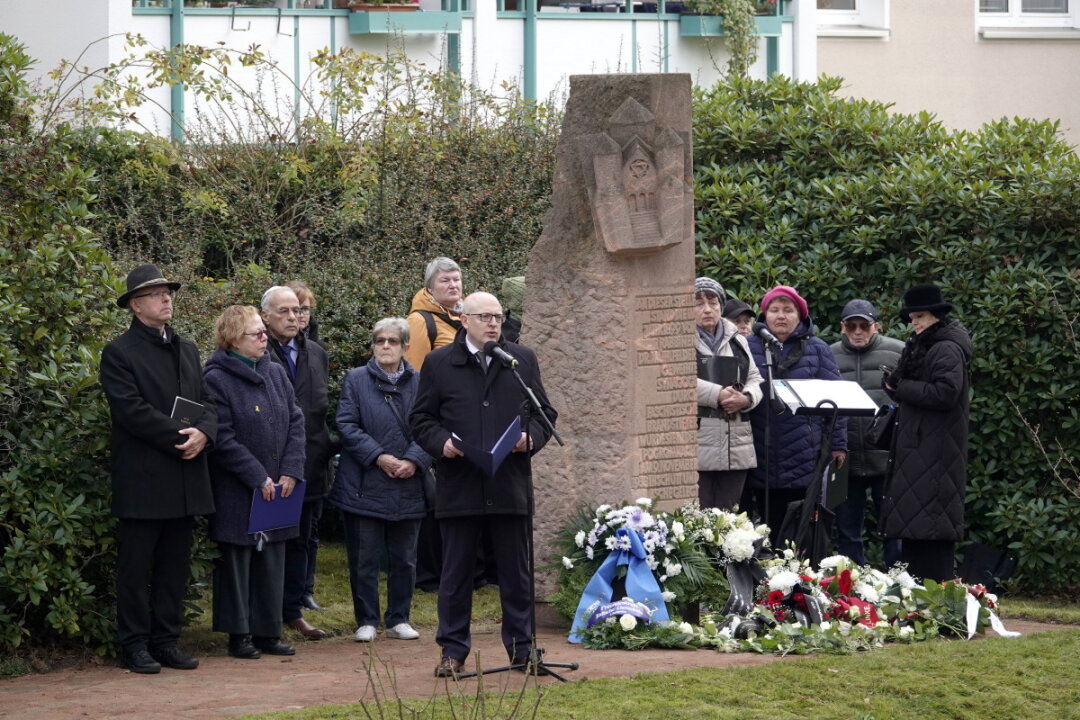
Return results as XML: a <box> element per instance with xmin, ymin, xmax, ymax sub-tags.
<box><xmin>567</xmin><ymin>527</ymin><xmax>670</xmax><ymax>643</ymax></box>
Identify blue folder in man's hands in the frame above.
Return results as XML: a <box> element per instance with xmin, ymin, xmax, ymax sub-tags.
<box><xmin>248</xmin><ymin>480</ymin><xmax>306</xmax><ymax>534</ymax></box>
<box><xmin>451</xmin><ymin>416</ymin><xmax>522</xmax><ymax>476</ymax></box>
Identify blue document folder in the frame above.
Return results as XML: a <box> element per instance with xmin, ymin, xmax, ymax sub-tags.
<box><xmin>247</xmin><ymin>480</ymin><xmax>306</xmax><ymax>534</ymax></box>
<box><xmin>451</xmin><ymin>416</ymin><xmax>522</xmax><ymax>477</ymax></box>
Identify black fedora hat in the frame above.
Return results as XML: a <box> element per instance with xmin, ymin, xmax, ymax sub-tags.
<box><xmin>117</xmin><ymin>264</ymin><xmax>182</xmax><ymax>308</ymax></box>
<box><xmin>899</xmin><ymin>283</ymin><xmax>954</xmax><ymax>323</ymax></box>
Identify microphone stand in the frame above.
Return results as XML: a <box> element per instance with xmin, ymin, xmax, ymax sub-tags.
<box><xmin>761</xmin><ymin>340</ymin><xmax>777</xmax><ymax>539</ymax></box>
<box><xmin>456</xmin><ymin>360</ymin><xmax>576</xmax><ymax>682</ymax></box>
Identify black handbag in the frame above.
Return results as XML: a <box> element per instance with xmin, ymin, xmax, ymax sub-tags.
<box><xmin>868</xmin><ymin>404</ymin><xmax>897</xmax><ymax>450</ymax></box>
<box><xmin>382</xmin><ymin>389</ymin><xmax>438</xmax><ymax>511</ymax></box>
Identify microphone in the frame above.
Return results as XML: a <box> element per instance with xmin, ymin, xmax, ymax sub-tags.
<box><xmin>484</xmin><ymin>341</ymin><xmax>518</xmax><ymax>368</ymax></box>
<box><xmin>753</xmin><ymin>322</ymin><xmax>782</xmax><ymax>347</ymax></box>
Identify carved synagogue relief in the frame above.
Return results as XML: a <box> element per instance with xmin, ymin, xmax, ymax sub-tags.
<box><xmin>580</xmin><ymin>97</ymin><xmax>687</xmax><ymax>256</ymax></box>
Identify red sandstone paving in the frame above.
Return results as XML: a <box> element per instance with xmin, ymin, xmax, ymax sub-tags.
<box><xmin>0</xmin><ymin>620</ymin><xmax>1062</xmax><ymax>720</ymax></box>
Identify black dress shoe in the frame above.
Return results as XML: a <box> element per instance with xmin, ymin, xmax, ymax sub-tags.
<box><xmin>228</xmin><ymin>634</ymin><xmax>261</xmax><ymax>659</ymax></box>
<box><xmin>123</xmin><ymin>648</ymin><xmax>162</xmax><ymax>674</ymax></box>
<box><xmin>150</xmin><ymin>645</ymin><xmax>199</xmax><ymax>670</ymax></box>
<box><xmin>301</xmin><ymin>594</ymin><xmax>326</xmax><ymax>611</ymax></box>
<box><xmin>252</xmin><ymin>637</ymin><xmax>296</xmax><ymax>656</ymax></box>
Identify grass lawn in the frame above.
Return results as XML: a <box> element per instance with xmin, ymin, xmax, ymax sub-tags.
<box><xmin>234</xmin><ymin>629</ymin><xmax>1080</xmax><ymax>720</ymax></box>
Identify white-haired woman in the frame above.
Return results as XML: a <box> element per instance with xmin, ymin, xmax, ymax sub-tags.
<box><xmin>328</xmin><ymin>318</ymin><xmax>432</xmax><ymax>642</ymax></box>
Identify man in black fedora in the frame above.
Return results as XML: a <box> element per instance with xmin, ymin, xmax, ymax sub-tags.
<box><xmin>100</xmin><ymin>264</ymin><xmax>217</xmax><ymax>673</ymax></box>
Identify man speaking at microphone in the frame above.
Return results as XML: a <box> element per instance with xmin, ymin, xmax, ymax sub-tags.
<box><xmin>410</xmin><ymin>291</ymin><xmax>557</xmax><ymax>678</ymax></box>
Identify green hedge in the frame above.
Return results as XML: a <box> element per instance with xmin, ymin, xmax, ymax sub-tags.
<box><xmin>0</xmin><ymin>36</ymin><xmax>120</xmax><ymax>652</ymax></box>
<box><xmin>693</xmin><ymin>75</ymin><xmax>1080</xmax><ymax>591</ymax></box>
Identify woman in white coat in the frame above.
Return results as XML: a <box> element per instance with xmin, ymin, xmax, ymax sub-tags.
<box><xmin>694</xmin><ymin>278</ymin><xmax>763</xmax><ymax>510</ymax></box>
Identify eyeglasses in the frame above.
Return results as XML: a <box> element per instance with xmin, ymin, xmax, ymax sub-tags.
<box><xmin>298</xmin><ymin>306</ymin><xmax>312</xmax><ymax>315</ymax></box>
<box><xmin>133</xmin><ymin>288</ymin><xmax>175</xmax><ymax>302</ymax></box>
<box><xmin>844</xmin><ymin>321</ymin><xmax>873</xmax><ymax>332</ymax></box>
<box><xmin>243</xmin><ymin>330</ymin><xmax>269</xmax><ymax>339</ymax></box>
<box><xmin>465</xmin><ymin>313</ymin><xmax>504</xmax><ymax>324</ymax></box>
<box><xmin>274</xmin><ymin>307</ymin><xmax>301</xmax><ymax>317</ymax></box>
<box><xmin>373</xmin><ymin>336</ymin><xmax>402</xmax><ymax>346</ymax></box>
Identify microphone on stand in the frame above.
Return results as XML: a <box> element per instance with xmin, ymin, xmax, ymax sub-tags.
<box><xmin>753</xmin><ymin>322</ymin><xmax>783</xmax><ymax>348</ymax></box>
<box><xmin>484</xmin><ymin>341</ymin><xmax>518</xmax><ymax>368</ymax></box>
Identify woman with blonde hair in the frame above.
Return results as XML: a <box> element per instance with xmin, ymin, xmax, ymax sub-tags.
<box><xmin>203</xmin><ymin>305</ymin><xmax>306</xmax><ymax>659</ymax></box>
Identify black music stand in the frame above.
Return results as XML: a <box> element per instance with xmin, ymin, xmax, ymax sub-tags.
<box><xmin>772</xmin><ymin>380</ymin><xmax>878</xmax><ymax>565</ymax></box>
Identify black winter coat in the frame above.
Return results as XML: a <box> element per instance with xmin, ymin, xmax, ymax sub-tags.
<box><xmin>329</xmin><ymin>358</ymin><xmax>431</xmax><ymax>521</ymax></box>
<box><xmin>746</xmin><ymin>317</ymin><xmax>847</xmax><ymax>490</ymax></box>
<box><xmin>267</xmin><ymin>334</ymin><xmax>335</xmax><ymax>501</ymax></box>
<box><xmin>830</xmin><ymin>333</ymin><xmax>905</xmax><ymax>478</ymax></box>
<box><xmin>100</xmin><ymin>318</ymin><xmax>217</xmax><ymax>519</ymax></box>
<box><xmin>203</xmin><ymin>349</ymin><xmax>306</xmax><ymax>546</ymax></box>
<box><xmin>409</xmin><ymin>332</ymin><xmax>557</xmax><ymax>519</ymax></box>
<box><xmin>880</xmin><ymin>319</ymin><xmax>973</xmax><ymax>541</ymax></box>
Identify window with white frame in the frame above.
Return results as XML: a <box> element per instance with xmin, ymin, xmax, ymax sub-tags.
<box><xmin>816</xmin><ymin>0</ymin><xmax>890</xmax><ymax>36</ymax></box>
<box><xmin>979</xmin><ymin>0</ymin><xmax>1076</xmax><ymax>27</ymax></box>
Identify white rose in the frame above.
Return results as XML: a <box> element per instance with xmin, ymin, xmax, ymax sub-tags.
<box><xmin>671</xmin><ymin>521</ymin><xmax>685</xmax><ymax>540</ymax></box>
<box><xmin>678</xmin><ymin>622</ymin><xmax>693</xmax><ymax>634</ymax></box>
<box><xmin>818</xmin><ymin>555</ymin><xmax>845</xmax><ymax>570</ymax></box>
<box><xmin>899</xmin><ymin>625</ymin><xmax>914</xmax><ymax>638</ymax></box>
<box><xmin>574</xmin><ymin>530</ymin><xmax>586</xmax><ymax>548</ymax></box>
<box><xmin>619</xmin><ymin>614</ymin><xmax>637</xmax><ymax>631</ymax></box>
<box><xmin>636</xmin><ymin>497</ymin><xmax>653</xmax><ymax>508</ymax></box>
<box><xmin>661</xmin><ymin>590</ymin><xmax>676</xmax><ymax>602</ymax></box>
<box><xmin>819</xmin><ymin>621</ymin><xmax>832</xmax><ymax>631</ymax></box>
<box><xmin>702</xmin><ymin>529</ymin><xmax>715</xmax><ymax>543</ymax></box>
<box><xmin>561</xmin><ymin>556</ymin><xmax>574</xmax><ymax>570</ymax></box>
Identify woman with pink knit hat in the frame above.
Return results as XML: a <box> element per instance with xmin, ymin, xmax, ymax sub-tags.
<box><xmin>745</xmin><ymin>285</ymin><xmax>848</xmax><ymax>544</ymax></box>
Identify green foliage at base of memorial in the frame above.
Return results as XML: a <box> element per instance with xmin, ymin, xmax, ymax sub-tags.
<box><xmin>692</xmin><ymin>74</ymin><xmax>1080</xmax><ymax>592</ymax></box>
<box><xmin>0</xmin><ymin>35</ymin><xmax>119</xmax><ymax>652</ymax></box>
<box><xmin>64</xmin><ymin>38</ymin><xmax>559</xmax><ymax>377</ymax></box>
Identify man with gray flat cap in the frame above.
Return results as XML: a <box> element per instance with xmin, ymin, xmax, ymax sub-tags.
<box><xmin>100</xmin><ymin>264</ymin><xmax>217</xmax><ymax>674</ymax></box>
<box><xmin>830</xmin><ymin>299</ymin><xmax>903</xmax><ymax>567</ymax></box>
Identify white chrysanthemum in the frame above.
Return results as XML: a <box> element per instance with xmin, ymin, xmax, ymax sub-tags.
<box><xmin>604</xmin><ymin>536</ymin><xmax>617</xmax><ymax>550</ymax></box>
<box><xmin>721</xmin><ymin>527</ymin><xmax>759</xmax><ymax>562</ymax></box>
<box><xmin>818</xmin><ymin>555</ymin><xmax>846</xmax><ymax>570</ymax></box>
<box><xmin>625</xmin><ymin>507</ymin><xmax>654</xmax><ymax>531</ymax></box>
<box><xmin>574</xmin><ymin>530</ymin><xmax>586</xmax><ymax>548</ymax></box>
<box><xmin>768</xmin><ymin>570</ymin><xmax>801</xmax><ymax>594</ymax></box>
<box><xmin>619</xmin><ymin>614</ymin><xmax>637</xmax><ymax>631</ymax></box>
<box><xmin>678</xmin><ymin>622</ymin><xmax>693</xmax><ymax>634</ymax></box>
<box><xmin>636</xmin><ymin>497</ymin><xmax>653</xmax><ymax>508</ymax></box>
<box><xmin>646</xmin><ymin>556</ymin><xmax>659</xmax><ymax>571</ymax></box>
<box><xmin>663</xmin><ymin>558</ymin><xmax>683</xmax><ymax>577</ymax></box>
<box><xmin>856</xmin><ymin>583</ymin><xmax>879</xmax><ymax>603</ymax></box>
<box><xmin>661</xmin><ymin>590</ymin><xmax>676</xmax><ymax>602</ymax></box>
<box><xmin>596</xmin><ymin>504</ymin><xmax>611</xmax><ymax>516</ymax></box>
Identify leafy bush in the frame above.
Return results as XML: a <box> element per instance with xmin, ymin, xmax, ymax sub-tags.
<box><xmin>693</xmin><ymin>75</ymin><xmax>1080</xmax><ymax>592</ymax></box>
<box><xmin>0</xmin><ymin>34</ymin><xmax>120</xmax><ymax>651</ymax></box>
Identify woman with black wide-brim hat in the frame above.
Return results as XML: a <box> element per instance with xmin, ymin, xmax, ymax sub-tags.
<box><xmin>880</xmin><ymin>283</ymin><xmax>973</xmax><ymax>582</ymax></box>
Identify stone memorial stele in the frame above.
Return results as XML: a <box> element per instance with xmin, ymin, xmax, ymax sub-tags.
<box><xmin>522</xmin><ymin>74</ymin><xmax>698</xmax><ymax>598</ymax></box>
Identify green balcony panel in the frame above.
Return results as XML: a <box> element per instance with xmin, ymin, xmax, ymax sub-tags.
<box><xmin>348</xmin><ymin>10</ymin><xmax>461</xmax><ymax>34</ymax></box>
<box><xmin>679</xmin><ymin>14</ymin><xmax>782</xmax><ymax>38</ymax></box>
